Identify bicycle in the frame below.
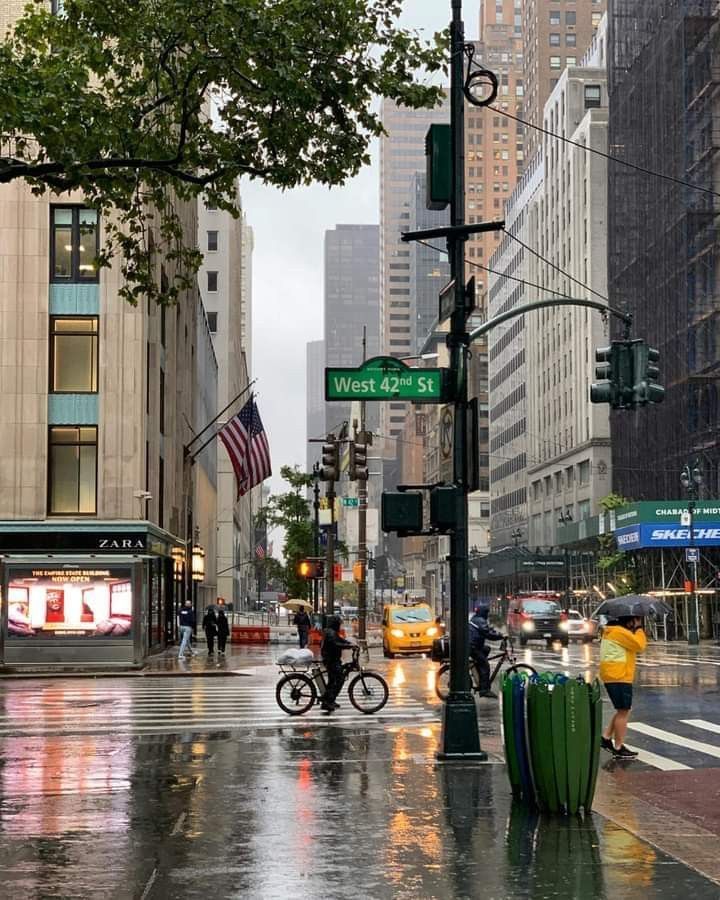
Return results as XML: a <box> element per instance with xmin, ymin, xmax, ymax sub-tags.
<box><xmin>435</xmin><ymin>636</ymin><xmax>536</xmax><ymax>701</ymax></box>
<box><xmin>276</xmin><ymin>645</ymin><xmax>389</xmax><ymax>716</ymax></box>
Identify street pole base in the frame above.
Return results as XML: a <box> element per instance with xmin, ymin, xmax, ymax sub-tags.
<box><xmin>437</xmin><ymin>692</ymin><xmax>486</xmax><ymax>761</ymax></box>
<box><xmin>687</xmin><ymin>628</ymin><xmax>700</xmax><ymax>646</ymax></box>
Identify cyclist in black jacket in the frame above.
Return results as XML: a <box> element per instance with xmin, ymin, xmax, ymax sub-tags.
<box><xmin>469</xmin><ymin>604</ymin><xmax>504</xmax><ymax>698</ymax></box>
<box><xmin>320</xmin><ymin>615</ymin><xmax>354</xmax><ymax>713</ymax></box>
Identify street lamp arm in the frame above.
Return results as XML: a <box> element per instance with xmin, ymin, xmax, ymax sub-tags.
<box><xmin>468</xmin><ymin>297</ymin><xmax>632</xmax><ymax>343</ymax></box>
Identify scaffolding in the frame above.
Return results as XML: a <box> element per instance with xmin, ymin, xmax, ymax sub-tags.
<box><xmin>608</xmin><ymin>0</ymin><xmax>720</xmax><ymax>498</ymax></box>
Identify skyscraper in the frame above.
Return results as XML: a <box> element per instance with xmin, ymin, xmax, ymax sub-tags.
<box><xmin>306</xmin><ymin>339</ymin><xmax>326</xmax><ymax>474</ymax></box>
<box><xmin>379</xmin><ymin>96</ymin><xmax>450</xmax><ymax>443</ymax></box>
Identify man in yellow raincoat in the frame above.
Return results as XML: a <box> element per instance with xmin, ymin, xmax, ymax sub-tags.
<box><xmin>599</xmin><ymin>616</ymin><xmax>647</xmax><ymax>759</ymax></box>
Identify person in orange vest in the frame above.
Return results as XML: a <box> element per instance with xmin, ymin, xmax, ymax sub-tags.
<box><xmin>599</xmin><ymin>616</ymin><xmax>647</xmax><ymax>759</ymax></box>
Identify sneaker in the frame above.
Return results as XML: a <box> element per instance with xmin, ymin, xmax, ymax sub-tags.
<box><xmin>613</xmin><ymin>745</ymin><xmax>639</xmax><ymax>759</ymax></box>
<box><xmin>601</xmin><ymin>736</ymin><xmax>614</xmax><ymax>753</ymax></box>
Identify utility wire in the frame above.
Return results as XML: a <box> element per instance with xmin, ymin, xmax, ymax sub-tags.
<box><xmin>417</xmin><ymin>239</ymin><xmax>576</xmax><ymax>301</ymax></box>
<box><xmin>502</xmin><ymin>229</ymin><xmax>610</xmax><ymax>304</ymax></box>
<box><xmin>489</xmin><ymin>104</ymin><xmax>720</xmax><ymax>202</ymax></box>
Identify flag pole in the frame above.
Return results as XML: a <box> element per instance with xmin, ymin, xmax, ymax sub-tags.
<box><xmin>186</xmin><ymin>390</ymin><xmax>255</xmax><ymax>463</ymax></box>
<box><xmin>184</xmin><ymin>379</ymin><xmax>256</xmax><ymax>455</ymax></box>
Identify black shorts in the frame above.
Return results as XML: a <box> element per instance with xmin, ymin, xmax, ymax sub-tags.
<box><xmin>605</xmin><ymin>682</ymin><xmax>633</xmax><ymax>711</ymax></box>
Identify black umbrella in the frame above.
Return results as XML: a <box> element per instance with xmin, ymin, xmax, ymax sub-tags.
<box><xmin>593</xmin><ymin>594</ymin><xmax>674</xmax><ymax>619</ymax></box>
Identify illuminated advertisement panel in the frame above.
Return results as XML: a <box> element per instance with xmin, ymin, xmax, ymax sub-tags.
<box><xmin>8</xmin><ymin>566</ymin><xmax>133</xmax><ymax>639</ymax></box>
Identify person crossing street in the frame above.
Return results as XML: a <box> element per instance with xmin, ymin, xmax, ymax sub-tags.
<box><xmin>177</xmin><ymin>600</ymin><xmax>197</xmax><ymax>658</ymax></box>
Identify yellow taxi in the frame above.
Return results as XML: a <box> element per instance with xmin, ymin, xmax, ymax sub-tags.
<box><xmin>382</xmin><ymin>603</ymin><xmax>440</xmax><ymax>658</ymax></box>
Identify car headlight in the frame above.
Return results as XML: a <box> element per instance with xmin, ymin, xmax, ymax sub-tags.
<box><xmin>521</xmin><ymin>621</ymin><xmax>535</xmax><ymax>632</ymax></box>
<box><xmin>390</xmin><ymin>628</ymin><xmax>404</xmax><ymax>639</ymax></box>
<box><xmin>559</xmin><ymin>621</ymin><xmax>570</xmax><ymax>631</ymax></box>
<box><xmin>426</xmin><ymin>626</ymin><xmax>438</xmax><ymax>637</ymax></box>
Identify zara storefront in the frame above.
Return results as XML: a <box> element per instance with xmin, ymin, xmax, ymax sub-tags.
<box><xmin>0</xmin><ymin>521</ymin><xmax>184</xmax><ymax>671</ymax></box>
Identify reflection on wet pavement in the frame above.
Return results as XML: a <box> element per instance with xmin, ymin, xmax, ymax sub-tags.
<box><xmin>2</xmin><ymin>646</ymin><xmax>720</xmax><ymax>897</ymax></box>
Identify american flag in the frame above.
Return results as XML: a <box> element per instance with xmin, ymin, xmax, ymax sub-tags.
<box><xmin>218</xmin><ymin>396</ymin><xmax>272</xmax><ymax>498</ymax></box>
<box><xmin>255</xmin><ymin>543</ymin><xmax>266</xmax><ymax>559</ymax></box>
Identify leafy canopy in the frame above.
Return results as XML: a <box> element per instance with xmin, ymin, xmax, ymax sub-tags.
<box><xmin>0</xmin><ymin>0</ymin><xmax>445</xmax><ymax>304</ymax></box>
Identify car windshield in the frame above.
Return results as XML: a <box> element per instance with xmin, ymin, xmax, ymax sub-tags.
<box><xmin>391</xmin><ymin>607</ymin><xmax>432</xmax><ymax>623</ymax></box>
<box><xmin>568</xmin><ymin>611</ymin><xmax>583</xmax><ymax>620</ymax></box>
<box><xmin>521</xmin><ymin>600</ymin><xmax>560</xmax><ymax>615</ymax></box>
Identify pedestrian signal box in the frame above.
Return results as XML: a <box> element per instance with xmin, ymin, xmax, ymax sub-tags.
<box><xmin>297</xmin><ymin>560</ymin><xmax>324</xmax><ymax>579</ymax></box>
<box><xmin>381</xmin><ymin>491</ymin><xmax>423</xmax><ymax>536</ymax></box>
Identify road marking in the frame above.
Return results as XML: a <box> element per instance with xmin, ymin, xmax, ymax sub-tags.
<box><xmin>623</xmin><ymin>743</ymin><xmax>692</xmax><ymax>771</ymax></box>
<box><xmin>139</xmin><ymin>866</ymin><xmax>158</xmax><ymax>900</ymax></box>
<box><xmin>628</xmin><ymin>722</ymin><xmax>720</xmax><ymax>758</ymax></box>
<box><xmin>170</xmin><ymin>812</ymin><xmax>187</xmax><ymax>836</ymax></box>
<box><xmin>681</xmin><ymin>718</ymin><xmax>720</xmax><ymax>736</ymax></box>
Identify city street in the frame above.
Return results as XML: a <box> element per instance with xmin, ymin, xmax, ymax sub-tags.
<box><xmin>2</xmin><ymin>642</ymin><xmax>720</xmax><ymax>898</ymax></box>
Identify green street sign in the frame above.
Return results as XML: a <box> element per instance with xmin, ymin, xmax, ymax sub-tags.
<box><xmin>342</xmin><ymin>497</ymin><xmax>359</xmax><ymax>508</ymax></box>
<box><xmin>325</xmin><ymin>356</ymin><xmax>446</xmax><ymax>403</ymax></box>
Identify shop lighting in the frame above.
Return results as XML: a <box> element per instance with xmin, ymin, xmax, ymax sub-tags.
<box><xmin>191</xmin><ymin>544</ymin><xmax>205</xmax><ymax>582</ymax></box>
<box><xmin>171</xmin><ymin>546</ymin><xmax>185</xmax><ymax>582</ymax></box>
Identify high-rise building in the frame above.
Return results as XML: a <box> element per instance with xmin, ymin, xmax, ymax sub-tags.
<box><xmin>323</xmin><ymin>224</ymin><xmax>380</xmax><ymax>436</ymax></box>
<box><xmin>488</xmin><ymin>16</ymin><xmax>612</xmax><ymax>552</ymax></box>
<box><xmin>198</xmin><ymin>183</ymin><xmax>255</xmax><ymax>607</ymax></box>
<box><xmin>379</xmin><ymin>96</ymin><xmax>450</xmax><ymax>443</ymax></box>
<box><xmin>522</xmin><ymin>0</ymin><xmax>606</xmax><ymax>159</ymax></box>
<box><xmin>408</xmin><ymin>172</ymin><xmax>450</xmax><ymax>353</ymax></box>
<box><xmin>306</xmin><ymin>339</ymin><xmax>326</xmax><ymax>474</ymax></box>
<box><xmin>608</xmin><ymin>0</ymin><xmax>720</xmax><ymax>499</ymax></box>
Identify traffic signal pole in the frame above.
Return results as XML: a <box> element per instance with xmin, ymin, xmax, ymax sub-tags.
<box><xmin>358</xmin><ymin>326</ymin><xmax>368</xmax><ymax>654</ymax></box>
<box><xmin>438</xmin><ymin>0</ymin><xmax>484</xmax><ymax>760</ymax></box>
<box><xmin>325</xmin><ymin>475</ymin><xmax>336</xmax><ymax>617</ymax></box>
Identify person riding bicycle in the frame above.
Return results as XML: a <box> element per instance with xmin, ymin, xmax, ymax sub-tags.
<box><xmin>469</xmin><ymin>603</ymin><xmax>504</xmax><ymax>699</ymax></box>
<box><xmin>320</xmin><ymin>615</ymin><xmax>354</xmax><ymax>714</ymax></box>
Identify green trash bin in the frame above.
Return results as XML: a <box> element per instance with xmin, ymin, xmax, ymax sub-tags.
<box><xmin>501</xmin><ymin>672</ymin><xmax>602</xmax><ymax>816</ymax></box>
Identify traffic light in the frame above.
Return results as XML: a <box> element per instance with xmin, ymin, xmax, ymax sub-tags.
<box><xmin>381</xmin><ymin>491</ymin><xmax>423</xmax><ymax>536</ymax></box>
<box><xmin>297</xmin><ymin>559</ymin><xmax>324</xmax><ymax>579</ymax></box>
<box><xmin>348</xmin><ymin>441</ymin><xmax>368</xmax><ymax>481</ymax></box>
<box><xmin>631</xmin><ymin>342</ymin><xmax>665</xmax><ymax>405</ymax></box>
<box><xmin>425</xmin><ymin>124</ymin><xmax>452</xmax><ymax>210</ymax></box>
<box><xmin>590</xmin><ymin>341</ymin><xmax>634</xmax><ymax>409</ymax></box>
<box><xmin>319</xmin><ymin>437</ymin><xmax>338</xmax><ymax>481</ymax></box>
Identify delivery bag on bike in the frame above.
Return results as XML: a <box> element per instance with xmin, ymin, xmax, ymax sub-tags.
<box><xmin>431</xmin><ymin>635</ymin><xmax>450</xmax><ymax>662</ymax></box>
<box><xmin>276</xmin><ymin>648</ymin><xmax>314</xmax><ymax>667</ymax></box>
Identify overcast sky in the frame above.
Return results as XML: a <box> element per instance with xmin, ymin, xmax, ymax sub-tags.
<box><xmin>246</xmin><ymin>1</ymin><xmax>478</xmax><ymax>498</ymax></box>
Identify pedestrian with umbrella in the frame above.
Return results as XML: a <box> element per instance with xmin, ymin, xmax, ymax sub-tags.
<box><xmin>593</xmin><ymin>595</ymin><xmax>671</xmax><ymax>760</ymax></box>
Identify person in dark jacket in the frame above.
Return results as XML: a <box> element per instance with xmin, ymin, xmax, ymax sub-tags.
<box><xmin>202</xmin><ymin>607</ymin><xmax>218</xmax><ymax>655</ymax></box>
<box><xmin>216</xmin><ymin>608</ymin><xmax>230</xmax><ymax>655</ymax></box>
<box><xmin>177</xmin><ymin>600</ymin><xmax>197</xmax><ymax>658</ymax></box>
<box><xmin>293</xmin><ymin>606</ymin><xmax>312</xmax><ymax>649</ymax></box>
<box><xmin>469</xmin><ymin>604</ymin><xmax>504</xmax><ymax>698</ymax></box>
<box><xmin>320</xmin><ymin>615</ymin><xmax>354</xmax><ymax>713</ymax></box>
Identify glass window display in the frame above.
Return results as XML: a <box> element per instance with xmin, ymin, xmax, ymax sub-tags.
<box><xmin>7</xmin><ymin>567</ymin><xmax>133</xmax><ymax>638</ymax></box>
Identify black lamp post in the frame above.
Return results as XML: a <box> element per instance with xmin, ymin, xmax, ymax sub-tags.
<box><xmin>558</xmin><ymin>509</ymin><xmax>573</xmax><ymax>612</ymax></box>
<box><xmin>681</xmin><ymin>461</ymin><xmax>703</xmax><ymax>645</ymax></box>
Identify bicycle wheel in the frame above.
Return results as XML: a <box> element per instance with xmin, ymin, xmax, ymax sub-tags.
<box><xmin>435</xmin><ymin>664</ymin><xmax>450</xmax><ymax>701</ymax></box>
<box><xmin>348</xmin><ymin>671</ymin><xmax>389</xmax><ymax>714</ymax></box>
<box><xmin>275</xmin><ymin>672</ymin><xmax>317</xmax><ymax>716</ymax></box>
<box><xmin>505</xmin><ymin>663</ymin><xmax>537</xmax><ymax>679</ymax></box>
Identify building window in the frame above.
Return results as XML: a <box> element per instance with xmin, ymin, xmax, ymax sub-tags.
<box><xmin>578</xmin><ymin>460</ymin><xmax>590</xmax><ymax>484</ymax></box>
<box><xmin>566</xmin><ymin>33</ymin><xmax>576</xmax><ymax>46</ymax></box>
<box><xmin>549</xmin><ymin>33</ymin><xmax>560</xmax><ymax>46</ymax></box>
<box><xmin>207</xmin><ymin>270</ymin><xmax>218</xmax><ymax>292</ymax></box>
<box><xmin>205</xmin><ymin>197</ymin><xmax>217</xmax><ymax>211</ymax></box>
<box><xmin>50</xmin><ymin>317</ymin><xmax>98</xmax><ymax>393</ymax></box>
<box><xmin>566</xmin><ymin>56</ymin><xmax>577</xmax><ymax>66</ymax></box>
<box><xmin>207</xmin><ymin>311</ymin><xmax>218</xmax><ymax>332</ymax></box>
<box><xmin>48</xmin><ymin>426</ymin><xmax>97</xmax><ymax>515</ymax></box>
<box><xmin>550</xmin><ymin>56</ymin><xmax>561</xmax><ymax>69</ymax></box>
<box><xmin>207</xmin><ymin>230</ymin><xmax>218</xmax><ymax>252</ymax></box>
<box><xmin>578</xmin><ymin>499</ymin><xmax>591</xmax><ymax>520</ymax></box>
<box><xmin>51</xmin><ymin>207</ymin><xmax>99</xmax><ymax>282</ymax></box>
<box><xmin>550</xmin><ymin>11</ymin><xmax>560</xmax><ymax>24</ymax></box>
<box><xmin>565</xmin><ymin>11</ymin><xmax>576</xmax><ymax>25</ymax></box>
<box><xmin>584</xmin><ymin>85</ymin><xmax>602</xmax><ymax>108</ymax></box>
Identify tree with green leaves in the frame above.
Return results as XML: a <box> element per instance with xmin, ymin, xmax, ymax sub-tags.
<box><xmin>0</xmin><ymin>0</ymin><xmax>445</xmax><ymax>305</ymax></box>
<box><xmin>597</xmin><ymin>493</ymin><xmax>636</xmax><ymax>592</ymax></box>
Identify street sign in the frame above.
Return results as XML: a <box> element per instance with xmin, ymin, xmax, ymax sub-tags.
<box><xmin>686</xmin><ymin>547</ymin><xmax>700</xmax><ymax>563</ymax></box>
<box><xmin>325</xmin><ymin>356</ymin><xmax>446</xmax><ymax>403</ymax></box>
<box><xmin>342</xmin><ymin>497</ymin><xmax>359</xmax><ymax>508</ymax></box>
<box><xmin>439</xmin><ymin>276</ymin><xmax>476</xmax><ymax>325</ymax></box>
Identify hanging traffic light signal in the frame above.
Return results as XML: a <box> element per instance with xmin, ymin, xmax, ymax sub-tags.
<box><xmin>319</xmin><ymin>437</ymin><xmax>339</xmax><ymax>481</ymax></box>
<box><xmin>348</xmin><ymin>441</ymin><xmax>368</xmax><ymax>481</ymax></box>
<box><xmin>590</xmin><ymin>345</ymin><xmax>616</xmax><ymax>407</ymax></box>
<box><xmin>590</xmin><ymin>341</ymin><xmax>635</xmax><ymax>409</ymax></box>
<box><xmin>297</xmin><ymin>560</ymin><xmax>324</xmax><ymax>579</ymax></box>
<box><xmin>632</xmin><ymin>342</ymin><xmax>665</xmax><ymax>405</ymax></box>
<box><xmin>425</xmin><ymin>124</ymin><xmax>452</xmax><ymax>210</ymax></box>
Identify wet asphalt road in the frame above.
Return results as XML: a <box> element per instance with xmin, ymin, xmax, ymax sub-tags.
<box><xmin>1</xmin><ymin>641</ymin><xmax>720</xmax><ymax>899</ymax></box>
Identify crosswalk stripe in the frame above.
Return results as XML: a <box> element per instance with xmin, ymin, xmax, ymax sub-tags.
<box><xmin>680</xmin><ymin>718</ymin><xmax>720</xmax><ymax>736</ymax></box>
<box><xmin>0</xmin><ymin>712</ymin><xmax>439</xmax><ymax>736</ymax></box>
<box><xmin>623</xmin><ymin>743</ymin><xmax>692</xmax><ymax>771</ymax></box>
<box><xmin>628</xmin><ymin>722</ymin><xmax>720</xmax><ymax>758</ymax></box>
